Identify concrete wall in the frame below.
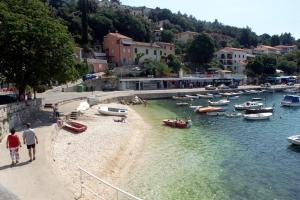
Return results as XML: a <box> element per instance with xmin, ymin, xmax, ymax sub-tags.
<box><xmin>0</xmin><ymin>99</ymin><xmax>42</xmax><ymax>141</ymax></box>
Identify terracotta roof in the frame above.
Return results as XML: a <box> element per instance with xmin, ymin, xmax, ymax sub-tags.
<box><xmin>155</xmin><ymin>42</ymin><xmax>175</xmax><ymax>47</ymax></box>
<box><xmin>219</xmin><ymin>47</ymin><xmax>247</xmax><ymax>52</ymax></box>
<box><xmin>133</xmin><ymin>42</ymin><xmax>160</xmax><ymax>48</ymax></box>
<box><xmin>107</xmin><ymin>33</ymin><xmax>132</xmax><ymax>39</ymax></box>
<box><xmin>256</xmin><ymin>45</ymin><xmax>279</xmax><ymax>51</ymax></box>
<box><xmin>274</xmin><ymin>45</ymin><xmax>297</xmax><ymax>48</ymax></box>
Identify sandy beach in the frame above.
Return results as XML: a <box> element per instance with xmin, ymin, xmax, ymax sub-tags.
<box><xmin>50</xmin><ymin>101</ymin><xmax>150</xmax><ymax>199</ymax></box>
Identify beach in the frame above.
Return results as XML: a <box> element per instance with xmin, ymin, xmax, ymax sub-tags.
<box><xmin>50</xmin><ymin>101</ymin><xmax>150</xmax><ymax>199</ymax></box>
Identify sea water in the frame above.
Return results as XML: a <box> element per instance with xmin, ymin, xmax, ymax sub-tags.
<box><xmin>124</xmin><ymin>92</ymin><xmax>300</xmax><ymax>200</ymax></box>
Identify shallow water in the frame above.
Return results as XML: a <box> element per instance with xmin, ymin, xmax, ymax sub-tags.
<box><xmin>125</xmin><ymin>92</ymin><xmax>300</xmax><ymax>200</ymax></box>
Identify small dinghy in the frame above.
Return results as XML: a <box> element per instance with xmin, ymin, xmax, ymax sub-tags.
<box><xmin>208</xmin><ymin>99</ymin><xmax>230</xmax><ymax>106</ymax></box>
<box><xmin>213</xmin><ymin>94</ymin><xmax>222</xmax><ymax>98</ymax></box>
<box><xmin>63</xmin><ymin>121</ymin><xmax>87</xmax><ymax>133</ymax></box>
<box><xmin>252</xmin><ymin>98</ymin><xmax>263</xmax><ymax>101</ymax></box>
<box><xmin>197</xmin><ymin>106</ymin><xmax>223</xmax><ymax>114</ymax></box>
<box><xmin>176</xmin><ymin>102</ymin><xmax>190</xmax><ymax>106</ymax></box>
<box><xmin>197</xmin><ymin>94</ymin><xmax>214</xmax><ymax>99</ymax></box>
<box><xmin>206</xmin><ymin>111</ymin><xmax>226</xmax><ymax>116</ymax></box>
<box><xmin>162</xmin><ymin>119</ymin><xmax>192</xmax><ymax>128</ymax></box>
<box><xmin>225</xmin><ymin>112</ymin><xmax>243</xmax><ymax>118</ymax></box>
<box><xmin>287</xmin><ymin>135</ymin><xmax>300</xmax><ymax>145</ymax></box>
<box><xmin>243</xmin><ymin>113</ymin><xmax>272</xmax><ymax>120</ymax></box>
<box><xmin>245</xmin><ymin>107</ymin><xmax>274</xmax><ymax>114</ymax></box>
<box><xmin>98</xmin><ymin>107</ymin><xmax>128</xmax><ymax>116</ymax></box>
<box><xmin>185</xmin><ymin>95</ymin><xmax>199</xmax><ymax>99</ymax></box>
<box><xmin>234</xmin><ymin>101</ymin><xmax>263</xmax><ymax>110</ymax></box>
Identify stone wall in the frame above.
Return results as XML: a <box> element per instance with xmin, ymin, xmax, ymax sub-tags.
<box><xmin>0</xmin><ymin>99</ymin><xmax>42</xmax><ymax>141</ymax></box>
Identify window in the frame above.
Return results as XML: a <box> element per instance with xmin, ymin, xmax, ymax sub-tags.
<box><xmin>135</xmin><ymin>48</ymin><xmax>138</xmax><ymax>53</ymax></box>
<box><xmin>239</xmin><ymin>55</ymin><xmax>241</xmax><ymax>58</ymax></box>
<box><xmin>154</xmin><ymin>50</ymin><xmax>157</xmax><ymax>55</ymax></box>
<box><xmin>164</xmin><ymin>53</ymin><xmax>166</xmax><ymax>56</ymax></box>
<box><xmin>128</xmin><ymin>48</ymin><xmax>130</xmax><ymax>53</ymax></box>
<box><xmin>160</xmin><ymin>51</ymin><xmax>162</xmax><ymax>55</ymax></box>
<box><xmin>111</xmin><ymin>49</ymin><xmax>114</xmax><ymax>55</ymax></box>
<box><xmin>164</xmin><ymin>46</ymin><xmax>166</xmax><ymax>49</ymax></box>
<box><xmin>123</xmin><ymin>48</ymin><xmax>125</xmax><ymax>53</ymax></box>
<box><xmin>235</xmin><ymin>54</ymin><xmax>237</xmax><ymax>58</ymax></box>
<box><xmin>170</xmin><ymin>47</ymin><xmax>173</xmax><ymax>50</ymax></box>
<box><xmin>146</xmin><ymin>49</ymin><xmax>149</xmax><ymax>54</ymax></box>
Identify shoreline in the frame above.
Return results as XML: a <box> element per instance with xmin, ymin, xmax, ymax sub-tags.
<box><xmin>49</xmin><ymin>101</ymin><xmax>150</xmax><ymax>199</ymax></box>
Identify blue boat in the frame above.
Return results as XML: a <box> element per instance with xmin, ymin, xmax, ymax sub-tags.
<box><xmin>281</xmin><ymin>95</ymin><xmax>300</xmax><ymax>107</ymax></box>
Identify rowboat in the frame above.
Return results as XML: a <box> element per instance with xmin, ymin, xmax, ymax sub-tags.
<box><xmin>287</xmin><ymin>135</ymin><xmax>300</xmax><ymax>145</ymax></box>
<box><xmin>208</xmin><ymin>99</ymin><xmax>230</xmax><ymax>106</ymax></box>
<box><xmin>162</xmin><ymin>119</ymin><xmax>192</xmax><ymax>128</ymax></box>
<box><xmin>98</xmin><ymin>107</ymin><xmax>128</xmax><ymax>116</ymax></box>
<box><xmin>197</xmin><ymin>94</ymin><xmax>214</xmax><ymax>99</ymax></box>
<box><xmin>197</xmin><ymin>106</ymin><xmax>223</xmax><ymax>114</ymax></box>
<box><xmin>243</xmin><ymin>113</ymin><xmax>272</xmax><ymax>120</ymax></box>
<box><xmin>63</xmin><ymin>121</ymin><xmax>87</xmax><ymax>133</ymax></box>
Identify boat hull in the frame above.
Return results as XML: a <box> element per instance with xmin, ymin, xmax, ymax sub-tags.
<box><xmin>63</xmin><ymin>122</ymin><xmax>87</xmax><ymax>133</ymax></box>
<box><xmin>162</xmin><ymin>119</ymin><xmax>191</xmax><ymax>128</ymax></box>
<box><xmin>288</xmin><ymin>135</ymin><xmax>300</xmax><ymax>145</ymax></box>
<box><xmin>244</xmin><ymin>113</ymin><xmax>272</xmax><ymax>120</ymax></box>
<box><xmin>98</xmin><ymin>107</ymin><xmax>128</xmax><ymax>116</ymax></box>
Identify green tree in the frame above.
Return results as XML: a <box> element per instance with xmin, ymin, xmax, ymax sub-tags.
<box><xmin>259</xmin><ymin>33</ymin><xmax>271</xmax><ymax>45</ymax></box>
<box><xmin>166</xmin><ymin>54</ymin><xmax>182</xmax><ymax>73</ymax></box>
<box><xmin>277</xmin><ymin>59</ymin><xmax>297</xmax><ymax>75</ymax></box>
<box><xmin>144</xmin><ymin>61</ymin><xmax>171</xmax><ymax>77</ymax></box>
<box><xmin>238</xmin><ymin>27</ymin><xmax>257</xmax><ymax>48</ymax></box>
<box><xmin>0</xmin><ymin>0</ymin><xmax>78</xmax><ymax>97</ymax></box>
<box><xmin>280</xmin><ymin>33</ymin><xmax>295</xmax><ymax>45</ymax></box>
<box><xmin>161</xmin><ymin>30</ymin><xmax>175</xmax><ymax>43</ymax></box>
<box><xmin>246</xmin><ymin>56</ymin><xmax>277</xmax><ymax>80</ymax></box>
<box><xmin>271</xmin><ymin>35</ymin><xmax>280</xmax><ymax>46</ymax></box>
<box><xmin>187</xmin><ymin>33</ymin><xmax>215</xmax><ymax>70</ymax></box>
<box><xmin>296</xmin><ymin>39</ymin><xmax>300</xmax><ymax>49</ymax></box>
<box><xmin>78</xmin><ymin>0</ymin><xmax>89</xmax><ymax>46</ymax></box>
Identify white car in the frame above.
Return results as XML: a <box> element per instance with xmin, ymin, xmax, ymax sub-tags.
<box><xmin>205</xmin><ymin>85</ymin><xmax>216</xmax><ymax>90</ymax></box>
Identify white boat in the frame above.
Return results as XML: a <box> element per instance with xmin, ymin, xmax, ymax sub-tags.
<box><xmin>213</xmin><ymin>94</ymin><xmax>222</xmax><ymax>98</ymax></box>
<box><xmin>244</xmin><ymin>90</ymin><xmax>261</xmax><ymax>94</ymax></box>
<box><xmin>189</xmin><ymin>105</ymin><xmax>203</xmax><ymax>112</ymax></box>
<box><xmin>225</xmin><ymin>112</ymin><xmax>243</xmax><ymax>118</ymax></box>
<box><xmin>228</xmin><ymin>96</ymin><xmax>239</xmax><ymax>100</ymax></box>
<box><xmin>185</xmin><ymin>95</ymin><xmax>199</xmax><ymax>99</ymax></box>
<box><xmin>222</xmin><ymin>92</ymin><xmax>236</xmax><ymax>97</ymax></box>
<box><xmin>287</xmin><ymin>135</ymin><xmax>300</xmax><ymax>145</ymax></box>
<box><xmin>77</xmin><ymin>102</ymin><xmax>90</xmax><ymax>113</ymax></box>
<box><xmin>197</xmin><ymin>94</ymin><xmax>214</xmax><ymax>99</ymax></box>
<box><xmin>234</xmin><ymin>101</ymin><xmax>263</xmax><ymax>110</ymax></box>
<box><xmin>206</xmin><ymin>112</ymin><xmax>226</xmax><ymax>116</ymax></box>
<box><xmin>243</xmin><ymin>113</ymin><xmax>272</xmax><ymax>120</ymax></box>
<box><xmin>252</xmin><ymin>98</ymin><xmax>263</xmax><ymax>101</ymax></box>
<box><xmin>98</xmin><ymin>107</ymin><xmax>128</xmax><ymax>116</ymax></box>
<box><xmin>172</xmin><ymin>96</ymin><xmax>190</xmax><ymax>100</ymax></box>
<box><xmin>283</xmin><ymin>88</ymin><xmax>298</xmax><ymax>94</ymax></box>
<box><xmin>235</xmin><ymin>91</ymin><xmax>244</xmax><ymax>95</ymax></box>
<box><xmin>176</xmin><ymin>102</ymin><xmax>190</xmax><ymax>106</ymax></box>
<box><xmin>281</xmin><ymin>95</ymin><xmax>300</xmax><ymax>107</ymax></box>
<box><xmin>208</xmin><ymin>99</ymin><xmax>230</xmax><ymax>106</ymax></box>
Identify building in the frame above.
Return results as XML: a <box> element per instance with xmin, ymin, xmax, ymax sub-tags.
<box><xmin>74</xmin><ymin>47</ymin><xmax>83</xmax><ymax>62</ymax></box>
<box><xmin>156</xmin><ymin>42</ymin><xmax>175</xmax><ymax>57</ymax></box>
<box><xmin>215</xmin><ymin>47</ymin><xmax>249</xmax><ymax>74</ymax></box>
<box><xmin>274</xmin><ymin>45</ymin><xmax>297</xmax><ymax>55</ymax></box>
<box><xmin>132</xmin><ymin>42</ymin><xmax>161</xmax><ymax>64</ymax></box>
<box><xmin>103</xmin><ymin>33</ymin><xmax>134</xmax><ymax>66</ymax></box>
<box><xmin>86</xmin><ymin>58</ymin><xmax>108</xmax><ymax>73</ymax></box>
<box><xmin>175</xmin><ymin>31</ymin><xmax>198</xmax><ymax>44</ymax></box>
<box><xmin>253</xmin><ymin>45</ymin><xmax>281</xmax><ymax>56</ymax></box>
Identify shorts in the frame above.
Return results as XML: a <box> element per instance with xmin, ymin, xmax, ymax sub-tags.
<box><xmin>27</xmin><ymin>144</ymin><xmax>35</xmax><ymax>149</ymax></box>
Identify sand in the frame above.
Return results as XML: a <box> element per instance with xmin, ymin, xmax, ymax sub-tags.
<box><xmin>50</xmin><ymin>102</ymin><xmax>149</xmax><ymax>199</ymax></box>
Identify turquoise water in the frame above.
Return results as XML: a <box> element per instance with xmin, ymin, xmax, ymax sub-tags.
<box><xmin>125</xmin><ymin>93</ymin><xmax>300</xmax><ymax>200</ymax></box>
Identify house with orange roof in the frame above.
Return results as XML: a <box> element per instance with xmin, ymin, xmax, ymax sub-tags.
<box><xmin>132</xmin><ymin>42</ymin><xmax>161</xmax><ymax>64</ymax></box>
<box><xmin>253</xmin><ymin>45</ymin><xmax>281</xmax><ymax>56</ymax></box>
<box><xmin>175</xmin><ymin>31</ymin><xmax>198</xmax><ymax>44</ymax></box>
<box><xmin>103</xmin><ymin>33</ymin><xmax>134</xmax><ymax>66</ymax></box>
<box><xmin>274</xmin><ymin>45</ymin><xmax>297</xmax><ymax>55</ymax></box>
<box><xmin>215</xmin><ymin>47</ymin><xmax>249</xmax><ymax>74</ymax></box>
<box><xmin>156</xmin><ymin>42</ymin><xmax>175</xmax><ymax>57</ymax></box>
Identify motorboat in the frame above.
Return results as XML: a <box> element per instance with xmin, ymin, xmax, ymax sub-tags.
<box><xmin>190</xmin><ymin>105</ymin><xmax>203</xmax><ymax>112</ymax></box>
<box><xmin>208</xmin><ymin>99</ymin><xmax>230</xmax><ymax>106</ymax></box>
<box><xmin>235</xmin><ymin>91</ymin><xmax>244</xmax><ymax>95</ymax></box>
<box><xmin>98</xmin><ymin>106</ymin><xmax>128</xmax><ymax>116</ymax></box>
<box><xmin>252</xmin><ymin>98</ymin><xmax>263</xmax><ymax>101</ymax></box>
<box><xmin>281</xmin><ymin>95</ymin><xmax>300</xmax><ymax>107</ymax></box>
<box><xmin>222</xmin><ymin>92</ymin><xmax>236</xmax><ymax>97</ymax></box>
<box><xmin>197</xmin><ymin>106</ymin><xmax>223</xmax><ymax>114</ymax></box>
<box><xmin>63</xmin><ymin>121</ymin><xmax>87</xmax><ymax>133</ymax></box>
<box><xmin>287</xmin><ymin>135</ymin><xmax>300</xmax><ymax>145</ymax></box>
<box><xmin>244</xmin><ymin>90</ymin><xmax>262</xmax><ymax>94</ymax></box>
<box><xmin>206</xmin><ymin>112</ymin><xmax>226</xmax><ymax>116</ymax></box>
<box><xmin>225</xmin><ymin>112</ymin><xmax>243</xmax><ymax>118</ymax></box>
<box><xmin>234</xmin><ymin>101</ymin><xmax>263</xmax><ymax>110</ymax></box>
<box><xmin>77</xmin><ymin>102</ymin><xmax>90</xmax><ymax>113</ymax></box>
<box><xmin>228</xmin><ymin>96</ymin><xmax>239</xmax><ymax>100</ymax></box>
<box><xmin>197</xmin><ymin>94</ymin><xmax>214</xmax><ymax>99</ymax></box>
<box><xmin>245</xmin><ymin>107</ymin><xmax>274</xmax><ymax>114</ymax></box>
<box><xmin>172</xmin><ymin>96</ymin><xmax>190</xmax><ymax>100</ymax></box>
<box><xmin>162</xmin><ymin>119</ymin><xmax>192</xmax><ymax>128</ymax></box>
<box><xmin>185</xmin><ymin>95</ymin><xmax>199</xmax><ymax>99</ymax></box>
<box><xmin>243</xmin><ymin>113</ymin><xmax>272</xmax><ymax>120</ymax></box>
<box><xmin>176</xmin><ymin>102</ymin><xmax>190</xmax><ymax>106</ymax></box>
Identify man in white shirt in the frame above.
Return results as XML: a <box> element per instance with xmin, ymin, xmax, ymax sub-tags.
<box><xmin>23</xmin><ymin>123</ymin><xmax>38</xmax><ymax>162</ymax></box>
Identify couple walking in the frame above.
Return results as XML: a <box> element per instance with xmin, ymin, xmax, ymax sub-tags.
<box><xmin>6</xmin><ymin>123</ymin><xmax>38</xmax><ymax>165</ymax></box>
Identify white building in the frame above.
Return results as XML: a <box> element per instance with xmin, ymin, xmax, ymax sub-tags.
<box><xmin>274</xmin><ymin>45</ymin><xmax>297</xmax><ymax>55</ymax></box>
<box><xmin>253</xmin><ymin>45</ymin><xmax>281</xmax><ymax>56</ymax></box>
<box><xmin>132</xmin><ymin>42</ymin><xmax>161</xmax><ymax>64</ymax></box>
<box><xmin>215</xmin><ymin>47</ymin><xmax>249</xmax><ymax>75</ymax></box>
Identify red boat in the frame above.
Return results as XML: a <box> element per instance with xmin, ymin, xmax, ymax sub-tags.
<box><xmin>63</xmin><ymin>121</ymin><xmax>87</xmax><ymax>133</ymax></box>
<box><xmin>162</xmin><ymin>119</ymin><xmax>192</xmax><ymax>128</ymax></box>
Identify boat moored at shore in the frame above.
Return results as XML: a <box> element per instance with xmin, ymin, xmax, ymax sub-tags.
<box><xmin>162</xmin><ymin>119</ymin><xmax>192</xmax><ymax>128</ymax></box>
<box><xmin>98</xmin><ymin>106</ymin><xmax>128</xmax><ymax>116</ymax></box>
<box><xmin>243</xmin><ymin>113</ymin><xmax>272</xmax><ymax>120</ymax></box>
<box><xmin>287</xmin><ymin>135</ymin><xmax>300</xmax><ymax>145</ymax></box>
<box><xmin>281</xmin><ymin>95</ymin><xmax>300</xmax><ymax>107</ymax></box>
<box><xmin>234</xmin><ymin>101</ymin><xmax>264</xmax><ymax>110</ymax></box>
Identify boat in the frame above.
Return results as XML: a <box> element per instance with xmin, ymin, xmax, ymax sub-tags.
<box><xmin>197</xmin><ymin>94</ymin><xmax>214</xmax><ymax>99</ymax></box>
<box><xmin>176</xmin><ymin>102</ymin><xmax>190</xmax><ymax>106</ymax></box>
<box><xmin>228</xmin><ymin>96</ymin><xmax>239</xmax><ymax>100</ymax></box>
<box><xmin>222</xmin><ymin>92</ymin><xmax>236</xmax><ymax>97</ymax></box>
<box><xmin>208</xmin><ymin>99</ymin><xmax>230</xmax><ymax>106</ymax></box>
<box><xmin>225</xmin><ymin>112</ymin><xmax>243</xmax><ymax>118</ymax></box>
<box><xmin>281</xmin><ymin>95</ymin><xmax>300</xmax><ymax>107</ymax></box>
<box><xmin>243</xmin><ymin>113</ymin><xmax>272</xmax><ymax>120</ymax></box>
<box><xmin>245</xmin><ymin>107</ymin><xmax>274</xmax><ymax>114</ymax></box>
<box><xmin>244</xmin><ymin>90</ymin><xmax>262</xmax><ymax>94</ymax></box>
<box><xmin>252</xmin><ymin>98</ymin><xmax>263</xmax><ymax>101</ymax></box>
<box><xmin>185</xmin><ymin>95</ymin><xmax>199</xmax><ymax>99</ymax></box>
<box><xmin>162</xmin><ymin>119</ymin><xmax>192</xmax><ymax>128</ymax></box>
<box><xmin>234</xmin><ymin>101</ymin><xmax>263</xmax><ymax>110</ymax></box>
<box><xmin>213</xmin><ymin>94</ymin><xmax>222</xmax><ymax>98</ymax></box>
<box><xmin>283</xmin><ymin>88</ymin><xmax>298</xmax><ymax>94</ymax></box>
<box><xmin>172</xmin><ymin>96</ymin><xmax>190</xmax><ymax>100</ymax></box>
<box><xmin>197</xmin><ymin>106</ymin><xmax>223</xmax><ymax>114</ymax></box>
<box><xmin>190</xmin><ymin>105</ymin><xmax>203</xmax><ymax>109</ymax></box>
<box><xmin>206</xmin><ymin>112</ymin><xmax>226</xmax><ymax>116</ymax></box>
<box><xmin>287</xmin><ymin>135</ymin><xmax>300</xmax><ymax>145</ymax></box>
<box><xmin>235</xmin><ymin>91</ymin><xmax>244</xmax><ymax>95</ymax></box>
<box><xmin>98</xmin><ymin>107</ymin><xmax>128</xmax><ymax>116</ymax></box>
<box><xmin>63</xmin><ymin>121</ymin><xmax>87</xmax><ymax>133</ymax></box>
<box><xmin>77</xmin><ymin>102</ymin><xmax>90</xmax><ymax>113</ymax></box>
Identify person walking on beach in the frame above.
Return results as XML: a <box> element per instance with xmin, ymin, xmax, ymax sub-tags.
<box><xmin>6</xmin><ymin>128</ymin><xmax>22</xmax><ymax>166</ymax></box>
<box><xmin>23</xmin><ymin>123</ymin><xmax>38</xmax><ymax>162</ymax></box>
<box><xmin>53</xmin><ymin>103</ymin><xmax>59</xmax><ymax>119</ymax></box>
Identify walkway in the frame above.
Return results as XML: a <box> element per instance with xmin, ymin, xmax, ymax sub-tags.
<box><xmin>0</xmin><ymin>113</ymin><xmax>73</xmax><ymax>200</ymax></box>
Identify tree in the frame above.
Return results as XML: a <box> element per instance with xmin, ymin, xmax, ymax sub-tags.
<box><xmin>280</xmin><ymin>33</ymin><xmax>295</xmax><ymax>45</ymax></box>
<box><xmin>238</xmin><ymin>27</ymin><xmax>257</xmax><ymax>48</ymax></box>
<box><xmin>110</xmin><ymin>0</ymin><xmax>121</xmax><ymax>5</ymax></box>
<box><xmin>271</xmin><ymin>35</ymin><xmax>280</xmax><ymax>46</ymax></box>
<box><xmin>166</xmin><ymin>54</ymin><xmax>182</xmax><ymax>73</ymax></box>
<box><xmin>296</xmin><ymin>39</ymin><xmax>300</xmax><ymax>50</ymax></box>
<box><xmin>246</xmin><ymin>56</ymin><xmax>277</xmax><ymax>80</ymax></box>
<box><xmin>277</xmin><ymin>59</ymin><xmax>297</xmax><ymax>75</ymax></box>
<box><xmin>259</xmin><ymin>33</ymin><xmax>271</xmax><ymax>45</ymax></box>
<box><xmin>161</xmin><ymin>30</ymin><xmax>175</xmax><ymax>43</ymax></box>
<box><xmin>78</xmin><ymin>0</ymin><xmax>89</xmax><ymax>46</ymax></box>
<box><xmin>144</xmin><ymin>61</ymin><xmax>171</xmax><ymax>77</ymax></box>
<box><xmin>0</xmin><ymin>0</ymin><xmax>78</xmax><ymax>97</ymax></box>
<box><xmin>187</xmin><ymin>33</ymin><xmax>215</xmax><ymax>70</ymax></box>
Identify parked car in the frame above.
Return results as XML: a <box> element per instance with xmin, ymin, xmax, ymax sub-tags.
<box><xmin>83</xmin><ymin>74</ymin><xmax>97</xmax><ymax>81</ymax></box>
<box><xmin>205</xmin><ymin>85</ymin><xmax>216</xmax><ymax>90</ymax></box>
<box><xmin>218</xmin><ymin>84</ymin><xmax>230</xmax><ymax>89</ymax></box>
<box><xmin>287</xmin><ymin>82</ymin><xmax>295</xmax><ymax>86</ymax></box>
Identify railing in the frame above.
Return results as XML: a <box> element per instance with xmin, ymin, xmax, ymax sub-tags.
<box><xmin>79</xmin><ymin>167</ymin><xmax>143</xmax><ymax>200</ymax></box>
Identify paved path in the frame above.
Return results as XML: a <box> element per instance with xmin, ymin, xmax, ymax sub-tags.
<box><xmin>0</xmin><ymin>113</ymin><xmax>73</xmax><ymax>200</ymax></box>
